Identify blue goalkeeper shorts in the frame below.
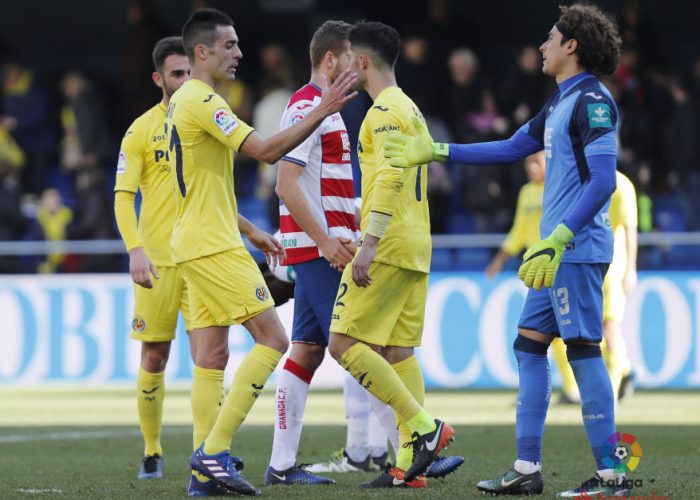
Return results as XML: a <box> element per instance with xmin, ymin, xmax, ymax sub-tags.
<box><xmin>517</xmin><ymin>262</ymin><xmax>608</xmax><ymax>342</ymax></box>
<box><xmin>291</xmin><ymin>257</ymin><xmax>342</xmax><ymax>346</ymax></box>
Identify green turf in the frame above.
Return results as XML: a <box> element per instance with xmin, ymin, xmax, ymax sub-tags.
<box><xmin>0</xmin><ymin>390</ymin><xmax>697</xmax><ymax>498</ymax></box>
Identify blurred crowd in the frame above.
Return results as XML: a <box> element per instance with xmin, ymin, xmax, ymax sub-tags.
<box><xmin>1</xmin><ymin>0</ymin><xmax>699</xmax><ymax>273</ymax></box>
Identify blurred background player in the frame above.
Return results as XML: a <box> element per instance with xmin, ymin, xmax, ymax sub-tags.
<box><xmin>485</xmin><ymin>151</ymin><xmax>545</xmax><ymax>279</ymax></box>
<box><xmin>602</xmin><ymin>170</ymin><xmax>637</xmax><ymax>401</ymax></box>
<box><xmin>555</xmin><ymin>170</ymin><xmax>638</xmax><ymax>405</ymax></box>
<box><xmin>168</xmin><ymin>8</ymin><xmax>357</xmax><ymax>496</ymax></box>
<box><xmin>265</xmin><ymin>20</ymin><xmax>359</xmax><ymax>486</ymax></box>
<box><xmin>385</xmin><ymin>4</ymin><xmax>626</xmax><ymax>497</ymax></box>
<box><xmin>327</xmin><ymin>21</ymin><xmax>455</xmax><ymax>489</ymax></box>
<box><xmin>113</xmin><ymin>36</ymin><xmax>194</xmax><ymax>483</ymax></box>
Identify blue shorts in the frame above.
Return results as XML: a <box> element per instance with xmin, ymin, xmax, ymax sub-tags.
<box><xmin>292</xmin><ymin>258</ymin><xmax>342</xmax><ymax>346</ymax></box>
<box><xmin>517</xmin><ymin>263</ymin><xmax>608</xmax><ymax>343</ymax></box>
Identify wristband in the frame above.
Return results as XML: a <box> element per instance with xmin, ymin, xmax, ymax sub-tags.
<box><xmin>366</xmin><ymin>211</ymin><xmax>392</xmax><ymax>238</ymax></box>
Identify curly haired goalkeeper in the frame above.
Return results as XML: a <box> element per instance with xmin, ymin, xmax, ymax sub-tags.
<box><xmin>384</xmin><ymin>3</ymin><xmax>626</xmax><ymax>497</ymax></box>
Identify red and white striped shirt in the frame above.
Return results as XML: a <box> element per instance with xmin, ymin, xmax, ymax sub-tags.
<box><xmin>278</xmin><ymin>83</ymin><xmax>359</xmax><ymax>265</ymax></box>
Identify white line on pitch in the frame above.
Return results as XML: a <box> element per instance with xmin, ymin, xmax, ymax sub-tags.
<box><xmin>0</xmin><ymin>427</ymin><xmax>190</xmax><ymax>443</ymax></box>
<box><xmin>15</xmin><ymin>488</ymin><xmax>62</xmax><ymax>494</ymax></box>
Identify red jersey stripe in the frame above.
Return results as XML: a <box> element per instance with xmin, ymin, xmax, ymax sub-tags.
<box><xmin>320</xmin><ymin>178</ymin><xmax>355</xmax><ymax>198</ymax></box>
<box><xmin>283</xmin><ymin>246</ymin><xmax>320</xmax><ymax>265</ymax></box>
<box><xmin>325</xmin><ymin>210</ymin><xmax>357</xmax><ymax>230</ymax></box>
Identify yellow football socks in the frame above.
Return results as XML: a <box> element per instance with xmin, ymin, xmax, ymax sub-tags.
<box><xmin>552</xmin><ymin>338</ymin><xmax>579</xmax><ymax>401</ymax></box>
<box><xmin>392</xmin><ymin>356</ymin><xmax>425</xmax><ymax>471</ymax></box>
<box><xmin>191</xmin><ymin>366</ymin><xmax>225</xmax><ymax>450</ymax></box>
<box><xmin>340</xmin><ymin>343</ymin><xmax>436</xmax><ymax>436</ymax></box>
<box><xmin>137</xmin><ymin>366</ymin><xmax>165</xmax><ymax>456</ymax></box>
<box><xmin>203</xmin><ymin>344</ymin><xmax>282</xmax><ymax>454</ymax></box>
<box><xmin>602</xmin><ymin>337</ymin><xmax>631</xmax><ymax>400</ymax></box>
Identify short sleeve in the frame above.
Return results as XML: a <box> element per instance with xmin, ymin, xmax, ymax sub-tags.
<box><xmin>191</xmin><ymin>93</ymin><xmax>255</xmax><ymax>152</ymax></box>
<box><xmin>114</xmin><ymin>125</ymin><xmax>144</xmax><ymax>193</ymax></box>
<box><xmin>573</xmin><ymin>91</ymin><xmax>618</xmax><ymax>157</ymax></box>
<box><xmin>279</xmin><ymin>99</ymin><xmax>319</xmax><ymax>167</ymax></box>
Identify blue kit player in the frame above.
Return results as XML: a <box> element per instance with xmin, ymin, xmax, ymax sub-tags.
<box><xmin>384</xmin><ymin>3</ymin><xmax>628</xmax><ymax>497</ymax></box>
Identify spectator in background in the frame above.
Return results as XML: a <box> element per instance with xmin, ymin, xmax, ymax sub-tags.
<box><xmin>0</xmin><ymin>153</ymin><xmax>26</xmax><ymax>273</ymax></box>
<box><xmin>121</xmin><ymin>0</ymin><xmax>167</xmax><ymax>125</ymax></box>
<box><xmin>24</xmin><ymin>188</ymin><xmax>73</xmax><ymax>273</ymax></box>
<box><xmin>446</xmin><ymin>48</ymin><xmax>484</xmax><ymax>141</ymax></box>
<box><xmin>217</xmin><ymin>77</ymin><xmax>257</xmax><ymax>199</ymax></box>
<box><xmin>663</xmin><ymin>75</ymin><xmax>700</xmax><ymax>228</ymax></box>
<box><xmin>498</xmin><ymin>46</ymin><xmax>552</xmax><ymax>131</ymax></box>
<box><xmin>0</xmin><ymin>62</ymin><xmax>56</xmax><ymax>195</ymax></box>
<box><xmin>67</xmin><ymin>168</ymin><xmax>119</xmax><ymax>272</ymax></box>
<box><xmin>691</xmin><ymin>56</ymin><xmax>700</xmax><ymax>102</ymax></box>
<box><xmin>0</xmin><ymin>121</ymin><xmax>25</xmax><ymax>171</ymax></box>
<box><xmin>396</xmin><ymin>35</ymin><xmax>437</xmax><ymax>117</ymax></box>
<box><xmin>253</xmin><ymin>44</ymin><xmax>296</xmax><ymax>227</ymax></box>
<box><xmin>456</xmin><ymin>89</ymin><xmax>513</xmax><ymax>234</ymax></box>
<box><xmin>425</xmin><ymin>117</ymin><xmax>453</xmax><ymax>234</ymax></box>
<box><xmin>59</xmin><ymin>71</ymin><xmax>113</xmax><ymax>174</ymax></box>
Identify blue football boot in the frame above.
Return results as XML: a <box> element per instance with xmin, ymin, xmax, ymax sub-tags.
<box><xmin>190</xmin><ymin>445</ymin><xmax>259</xmax><ymax>496</ymax></box>
<box><xmin>264</xmin><ymin>465</ymin><xmax>335</xmax><ymax>485</ymax></box>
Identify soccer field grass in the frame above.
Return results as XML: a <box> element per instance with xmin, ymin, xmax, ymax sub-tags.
<box><xmin>0</xmin><ymin>389</ymin><xmax>697</xmax><ymax>499</ymax></box>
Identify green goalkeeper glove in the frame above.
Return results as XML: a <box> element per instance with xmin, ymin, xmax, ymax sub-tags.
<box><xmin>518</xmin><ymin>224</ymin><xmax>574</xmax><ymax>290</ymax></box>
<box><xmin>384</xmin><ymin>116</ymin><xmax>449</xmax><ymax>167</ymax></box>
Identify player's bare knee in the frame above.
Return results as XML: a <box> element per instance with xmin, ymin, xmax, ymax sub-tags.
<box><xmin>290</xmin><ymin>343</ymin><xmax>325</xmax><ymax>371</ymax></box>
<box><xmin>383</xmin><ymin>346</ymin><xmax>414</xmax><ymax>364</ymax></box>
<box><xmin>141</xmin><ymin>342</ymin><xmax>171</xmax><ymax>372</ymax></box>
<box><xmin>328</xmin><ymin>333</ymin><xmax>352</xmax><ymax>361</ymax></box>
<box><xmin>197</xmin><ymin>344</ymin><xmax>229</xmax><ymax>370</ymax></box>
<box><xmin>256</xmin><ymin>329</ymin><xmax>289</xmax><ymax>355</ymax></box>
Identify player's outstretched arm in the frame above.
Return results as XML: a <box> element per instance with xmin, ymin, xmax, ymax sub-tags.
<box><xmin>240</xmin><ymin>69</ymin><xmax>358</xmax><ymax>165</ymax></box>
<box><xmin>384</xmin><ymin>117</ymin><xmax>542</xmax><ymax>168</ymax></box>
<box><xmin>383</xmin><ymin>116</ymin><xmax>447</xmax><ymax>167</ymax></box>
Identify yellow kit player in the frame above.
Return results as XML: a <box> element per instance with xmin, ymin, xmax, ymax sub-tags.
<box><xmin>113</xmin><ymin>36</ymin><xmax>191</xmax><ymax>481</ymax></box>
<box><xmin>550</xmin><ymin>170</ymin><xmax>638</xmax><ymax>404</ymax></box>
<box><xmin>485</xmin><ymin>151</ymin><xmax>545</xmax><ymax>279</ymax></box>
<box><xmin>602</xmin><ymin>170</ymin><xmax>637</xmax><ymax>400</ymax></box>
<box><xmin>168</xmin><ymin>9</ymin><xmax>357</xmax><ymax>496</ymax></box>
<box><xmin>327</xmin><ymin>21</ymin><xmax>454</xmax><ymax>489</ymax></box>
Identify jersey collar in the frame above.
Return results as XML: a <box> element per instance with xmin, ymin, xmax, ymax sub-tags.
<box><xmin>557</xmin><ymin>72</ymin><xmax>594</xmax><ymax>95</ymax></box>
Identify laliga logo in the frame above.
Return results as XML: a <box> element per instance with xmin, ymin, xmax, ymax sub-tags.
<box><xmin>602</xmin><ymin>432</ymin><xmax>643</xmax><ymax>473</ymax></box>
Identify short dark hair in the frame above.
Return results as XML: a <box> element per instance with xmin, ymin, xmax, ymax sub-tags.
<box><xmin>152</xmin><ymin>36</ymin><xmax>185</xmax><ymax>71</ymax></box>
<box><xmin>349</xmin><ymin>21</ymin><xmax>401</xmax><ymax>69</ymax></box>
<box><xmin>182</xmin><ymin>8</ymin><xmax>234</xmax><ymax>62</ymax></box>
<box><xmin>557</xmin><ymin>3</ymin><xmax>622</xmax><ymax>76</ymax></box>
<box><xmin>309</xmin><ymin>20</ymin><xmax>352</xmax><ymax>68</ymax></box>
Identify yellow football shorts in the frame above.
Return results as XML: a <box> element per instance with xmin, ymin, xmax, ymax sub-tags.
<box><xmin>179</xmin><ymin>247</ymin><xmax>275</xmax><ymax>330</ymax></box>
<box><xmin>330</xmin><ymin>261</ymin><xmax>428</xmax><ymax>348</ymax></box>
<box><xmin>130</xmin><ymin>265</ymin><xmax>190</xmax><ymax>342</ymax></box>
<box><xmin>602</xmin><ymin>265</ymin><xmax>626</xmax><ymax>323</ymax></box>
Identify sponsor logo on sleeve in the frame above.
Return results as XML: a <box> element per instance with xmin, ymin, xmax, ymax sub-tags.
<box><xmin>116</xmin><ymin>150</ymin><xmax>127</xmax><ymax>174</ymax></box>
<box><xmin>213</xmin><ymin>108</ymin><xmax>239</xmax><ymax>135</ymax></box>
<box><xmin>587</xmin><ymin>103</ymin><xmax>612</xmax><ymax>128</ymax></box>
<box><xmin>373</xmin><ymin>124</ymin><xmax>400</xmax><ymax>134</ymax></box>
<box><xmin>289</xmin><ymin>112</ymin><xmax>305</xmax><ymax>126</ymax></box>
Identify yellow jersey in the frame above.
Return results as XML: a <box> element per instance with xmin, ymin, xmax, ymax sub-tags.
<box><xmin>358</xmin><ymin>86</ymin><xmax>430</xmax><ymax>273</ymax></box>
<box><xmin>608</xmin><ymin>171</ymin><xmax>637</xmax><ymax>273</ymax></box>
<box><xmin>501</xmin><ymin>181</ymin><xmax>544</xmax><ymax>256</ymax></box>
<box><xmin>114</xmin><ymin>103</ymin><xmax>177</xmax><ymax>267</ymax></box>
<box><xmin>165</xmin><ymin>79</ymin><xmax>255</xmax><ymax>263</ymax></box>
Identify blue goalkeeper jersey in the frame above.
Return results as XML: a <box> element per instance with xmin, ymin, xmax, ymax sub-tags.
<box><xmin>524</xmin><ymin>73</ymin><xmax>617</xmax><ymax>264</ymax></box>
